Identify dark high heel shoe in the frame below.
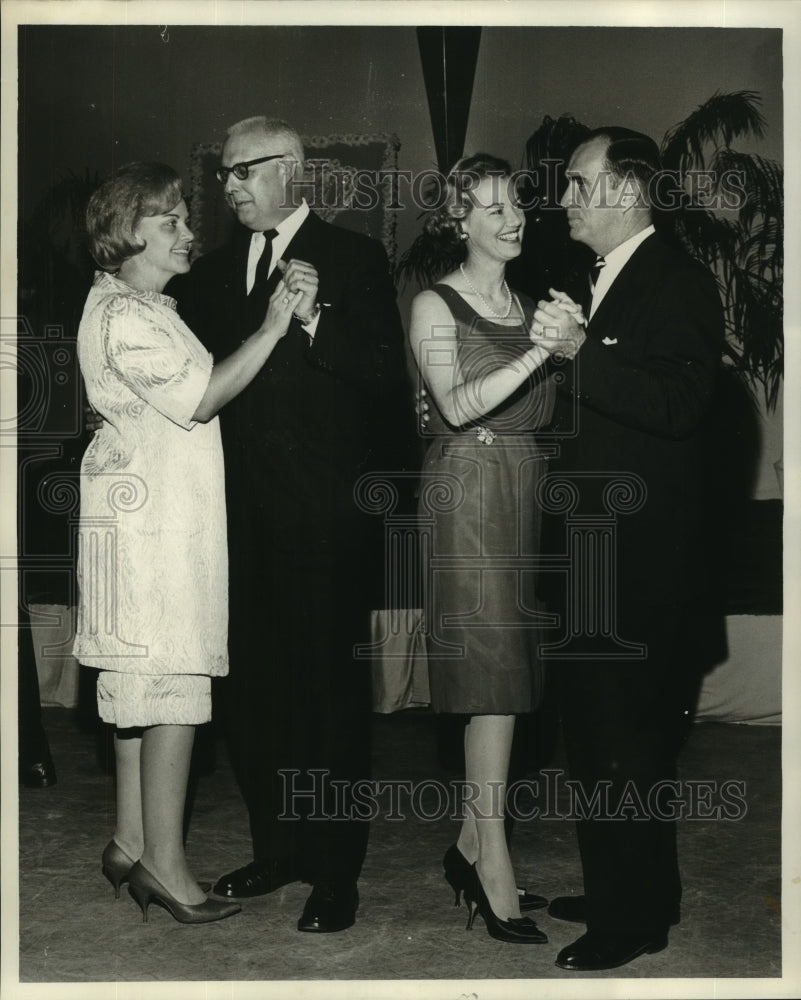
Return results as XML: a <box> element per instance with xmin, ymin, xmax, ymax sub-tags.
<box><xmin>443</xmin><ymin>844</ymin><xmax>547</xmax><ymax>911</ymax></box>
<box><xmin>127</xmin><ymin>862</ymin><xmax>241</xmax><ymax>924</ymax></box>
<box><xmin>464</xmin><ymin>864</ymin><xmax>548</xmax><ymax>944</ymax></box>
<box><xmin>102</xmin><ymin>840</ymin><xmax>137</xmax><ymax>899</ymax></box>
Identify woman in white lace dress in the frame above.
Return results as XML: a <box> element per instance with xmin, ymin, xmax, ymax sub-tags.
<box><xmin>73</xmin><ymin>162</ymin><xmax>302</xmax><ymax>924</ymax></box>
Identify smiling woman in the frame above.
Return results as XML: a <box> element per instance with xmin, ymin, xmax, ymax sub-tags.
<box><xmin>406</xmin><ymin>153</ymin><xmax>581</xmax><ymax>945</ymax></box>
<box><xmin>72</xmin><ymin>161</ymin><xmax>302</xmax><ymax>926</ymax></box>
<box><xmin>125</xmin><ymin>202</ymin><xmax>194</xmax><ymax>291</ymax></box>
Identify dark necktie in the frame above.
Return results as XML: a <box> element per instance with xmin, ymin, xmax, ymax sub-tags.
<box><xmin>246</xmin><ymin>228</ymin><xmax>280</xmax><ymax>332</ymax></box>
<box><xmin>584</xmin><ymin>256</ymin><xmax>606</xmax><ymax>318</ymax></box>
<box><xmin>249</xmin><ymin>228</ymin><xmax>279</xmax><ymax>296</ymax></box>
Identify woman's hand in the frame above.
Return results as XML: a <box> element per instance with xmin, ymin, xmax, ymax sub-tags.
<box><xmin>530</xmin><ymin>298</ymin><xmax>586</xmax><ymax>360</ymax></box>
<box><xmin>260</xmin><ymin>279</ymin><xmax>304</xmax><ymax>337</ymax></box>
<box><xmin>415</xmin><ymin>385</ymin><xmax>430</xmax><ymax>433</ymax></box>
<box><xmin>275</xmin><ymin>258</ymin><xmax>319</xmax><ymax>323</ymax></box>
<box><xmin>193</xmin><ymin>281</ymin><xmax>302</xmax><ymax>423</ymax></box>
<box><xmin>410</xmin><ymin>288</ymin><xmax>550</xmax><ymax>428</ymax></box>
<box><xmin>83</xmin><ymin>402</ymin><xmax>104</xmax><ymax>434</ymax></box>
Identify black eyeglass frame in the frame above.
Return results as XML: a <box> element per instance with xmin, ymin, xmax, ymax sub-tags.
<box><xmin>215</xmin><ymin>153</ymin><xmax>289</xmax><ymax>184</ymax></box>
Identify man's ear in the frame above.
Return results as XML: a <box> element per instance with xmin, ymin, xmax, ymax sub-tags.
<box><xmin>616</xmin><ymin>175</ymin><xmax>650</xmax><ymax>213</ymax></box>
<box><xmin>616</xmin><ymin>176</ymin><xmax>642</xmax><ymax>210</ymax></box>
<box><xmin>279</xmin><ymin>157</ymin><xmax>300</xmax><ymax>190</ymax></box>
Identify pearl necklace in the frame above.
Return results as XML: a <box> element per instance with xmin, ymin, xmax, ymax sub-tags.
<box><xmin>459</xmin><ymin>264</ymin><xmax>513</xmax><ymax>319</ymax></box>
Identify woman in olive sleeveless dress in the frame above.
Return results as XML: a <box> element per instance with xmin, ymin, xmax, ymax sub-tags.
<box><xmin>409</xmin><ymin>154</ymin><xmax>581</xmax><ymax>943</ymax></box>
<box><xmin>420</xmin><ymin>281</ymin><xmax>553</xmax><ymax>715</ymax></box>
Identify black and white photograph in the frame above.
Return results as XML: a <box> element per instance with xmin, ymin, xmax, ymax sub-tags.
<box><xmin>2</xmin><ymin>2</ymin><xmax>799</xmax><ymax>998</ymax></box>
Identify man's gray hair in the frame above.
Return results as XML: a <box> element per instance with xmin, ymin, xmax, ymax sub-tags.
<box><xmin>226</xmin><ymin>116</ymin><xmax>305</xmax><ymax>168</ymax></box>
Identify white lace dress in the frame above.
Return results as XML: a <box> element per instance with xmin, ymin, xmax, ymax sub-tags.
<box><xmin>73</xmin><ymin>271</ymin><xmax>228</xmax><ymax>726</ymax></box>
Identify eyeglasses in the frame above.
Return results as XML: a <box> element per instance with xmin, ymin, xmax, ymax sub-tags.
<box><xmin>215</xmin><ymin>153</ymin><xmax>288</xmax><ymax>184</ymax></box>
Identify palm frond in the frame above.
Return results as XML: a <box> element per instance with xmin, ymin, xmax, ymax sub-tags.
<box><xmin>726</xmin><ymin>266</ymin><xmax>783</xmax><ymax>400</ymax></box>
<box><xmin>738</xmin><ymin>220</ymin><xmax>783</xmax><ymax>280</ymax></box>
<box><xmin>709</xmin><ymin>148</ymin><xmax>783</xmax><ymax>230</ymax></box>
<box><xmin>661</xmin><ymin>91</ymin><xmax>765</xmax><ymax>173</ymax></box>
<box><xmin>659</xmin><ymin>92</ymin><xmax>782</xmax><ymax>409</ymax></box>
<box><xmin>673</xmin><ymin>210</ymin><xmax>739</xmax><ymax>266</ymax></box>
<box><xmin>522</xmin><ymin>114</ymin><xmax>591</xmax><ymax>173</ymax></box>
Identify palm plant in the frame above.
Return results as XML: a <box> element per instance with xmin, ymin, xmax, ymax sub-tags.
<box><xmin>660</xmin><ymin>91</ymin><xmax>783</xmax><ymax>410</ymax></box>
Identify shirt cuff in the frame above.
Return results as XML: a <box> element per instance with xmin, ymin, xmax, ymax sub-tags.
<box><xmin>300</xmin><ymin>309</ymin><xmax>322</xmax><ymax>340</ymax></box>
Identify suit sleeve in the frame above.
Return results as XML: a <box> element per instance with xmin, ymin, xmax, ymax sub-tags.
<box><xmin>569</xmin><ymin>263</ymin><xmax>723</xmax><ymax>439</ymax></box>
<box><xmin>299</xmin><ymin>237</ymin><xmax>408</xmax><ymax>396</ymax></box>
<box><xmin>166</xmin><ymin>257</ymin><xmax>231</xmax><ymax>360</ymax></box>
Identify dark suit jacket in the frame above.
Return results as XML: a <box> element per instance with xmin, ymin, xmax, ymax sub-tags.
<box><xmin>168</xmin><ymin>211</ymin><xmax>414</xmax><ymax>575</ymax></box>
<box><xmin>545</xmin><ymin>232</ymin><xmax>724</xmax><ymax>607</ymax></box>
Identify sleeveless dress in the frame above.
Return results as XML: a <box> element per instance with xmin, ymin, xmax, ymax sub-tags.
<box><xmin>420</xmin><ymin>284</ymin><xmax>555</xmax><ymax>715</ymax></box>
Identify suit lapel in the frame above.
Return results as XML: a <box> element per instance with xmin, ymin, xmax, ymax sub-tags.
<box><xmin>277</xmin><ymin>212</ymin><xmax>335</xmax><ymax>305</ymax></box>
<box><xmin>586</xmin><ymin>236</ymin><xmax>659</xmax><ymax>338</ymax></box>
<box><xmin>229</xmin><ymin>227</ymin><xmax>253</xmax><ymax>298</ymax></box>
<box><xmin>281</xmin><ymin>212</ymin><xmax>326</xmax><ymax>271</ymax></box>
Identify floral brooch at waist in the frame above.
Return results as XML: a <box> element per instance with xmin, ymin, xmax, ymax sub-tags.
<box><xmin>475</xmin><ymin>426</ymin><xmax>496</xmax><ymax>445</ymax></box>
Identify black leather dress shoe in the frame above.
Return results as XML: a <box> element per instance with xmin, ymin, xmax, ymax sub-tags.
<box><xmin>213</xmin><ymin>860</ymin><xmax>297</xmax><ymax>898</ymax></box>
<box><xmin>297</xmin><ymin>882</ymin><xmax>359</xmax><ymax>933</ymax></box>
<box><xmin>549</xmin><ymin>894</ymin><xmax>680</xmax><ymax>926</ymax></box>
<box><xmin>555</xmin><ymin>931</ymin><xmax>668</xmax><ymax>971</ymax></box>
<box><xmin>20</xmin><ymin>758</ymin><xmax>57</xmax><ymax>788</ymax></box>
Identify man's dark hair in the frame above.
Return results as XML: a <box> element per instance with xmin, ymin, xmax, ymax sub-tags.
<box><xmin>587</xmin><ymin>127</ymin><xmax>662</xmax><ymax>192</ymax></box>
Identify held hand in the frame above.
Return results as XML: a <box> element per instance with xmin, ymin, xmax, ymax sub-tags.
<box><xmin>262</xmin><ymin>279</ymin><xmax>304</xmax><ymax>337</ymax></box>
<box><xmin>530</xmin><ymin>299</ymin><xmax>586</xmax><ymax>360</ymax></box>
<box><xmin>83</xmin><ymin>402</ymin><xmax>104</xmax><ymax>434</ymax></box>
<box><xmin>548</xmin><ymin>287</ymin><xmax>585</xmax><ymax>324</ymax></box>
<box><xmin>276</xmin><ymin>258</ymin><xmax>319</xmax><ymax>320</ymax></box>
<box><xmin>415</xmin><ymin>385</ymin><xmax>430</xmax><ymax>432</ymax></box>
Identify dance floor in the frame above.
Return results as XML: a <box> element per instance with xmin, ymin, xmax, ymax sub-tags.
<box><xmin>15</xmin><ymin>705</ymin><xmax>782</xmax><ymax>991</ymax></box>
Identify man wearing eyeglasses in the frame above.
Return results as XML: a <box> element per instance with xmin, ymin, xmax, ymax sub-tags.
<box><xmin>169</xmin><ymin>116</ymin><xmax>412</xmax><ymax>933</ymax></box>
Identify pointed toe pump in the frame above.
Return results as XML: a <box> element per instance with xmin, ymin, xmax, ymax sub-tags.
<box><xmin>127</xmin><ymin>862</ymin><xmax>241</xmax><ymax>925</ymax></box>
<box><xmin>464</xmin><ymin>864</ymin><xmax>548</xmax><ymax>944</ymax></box>
<box><xmin>443</xmin><ymin>844</ymin><xmax>547</xmax><ymax>912</ymax></box>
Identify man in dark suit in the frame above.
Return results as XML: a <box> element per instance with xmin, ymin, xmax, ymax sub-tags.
<box><xmin>170</xmin><ymin>116</ymin><xmax>412</xmax><ymax>932</ymax></box>
<box><xmin>530</xmin><ymin>128</ymin><xmax>724</xmax><ymax>970</ymax></box>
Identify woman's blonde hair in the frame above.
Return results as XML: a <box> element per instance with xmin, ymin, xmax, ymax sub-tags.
<box><xmin>424</xmin><ymin>153</ymin><xmax>514</xmax><ymax>257</ymax></box>
<box><xmin>86</xmin><ymin>162</ymin><xmax>183</xmax><ymax>271</ymax></box>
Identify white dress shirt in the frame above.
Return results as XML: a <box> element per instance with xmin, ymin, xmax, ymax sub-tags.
<box><xmin>589</xmin><ymin>224</ymin><xmax>656</xmax><ymax>320</ymax></box>
<box><xmin>245</xmin><ymin>198</ymin><xmax>321</xmax><ymax>338</ymax></box>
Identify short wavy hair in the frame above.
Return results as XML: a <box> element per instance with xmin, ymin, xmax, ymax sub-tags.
<box><xmin>86</xmin><ymin>162</ymin><xmax>184</xmax><ymax>271</ymax></box>
<box><xmin>424</xmin><ymin>153</ymin><xmax>514</xmax><ymax>258</ymax></box>
<box><xmin>587</xmin><ymin>127</ymin><xmax>662</xmax><ymax>197</ymax></box>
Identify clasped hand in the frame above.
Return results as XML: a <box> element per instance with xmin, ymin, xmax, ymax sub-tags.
<box><xmin>275</xmin><ymin>258</ymin><xmax>319</xmax><ymax>320</ymax></box>
<box><xmin>529</xmin><ymin>288</ymin><xmax>586</xmax><ymax>360</ymax></box>
<box><xmin>264</xmin><ymin>278</ymin><xmax>304</xmax><ymax>332</ymax></box>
